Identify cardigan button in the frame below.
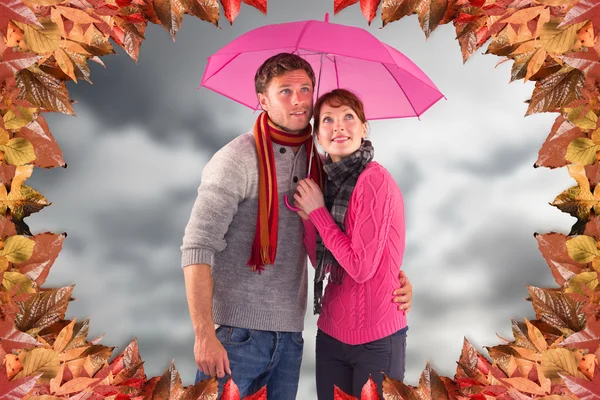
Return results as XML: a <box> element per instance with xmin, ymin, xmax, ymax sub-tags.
<box><xmin>280</xmin><ymin>148</ymin><xmax>286</xmax><ymax>154</ymax></box>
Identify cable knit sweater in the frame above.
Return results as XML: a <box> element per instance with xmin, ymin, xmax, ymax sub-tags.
<box><xmin>303</xmin><ymin>161</ymin><xmax>407</xmax><ymax>345</ymax></box>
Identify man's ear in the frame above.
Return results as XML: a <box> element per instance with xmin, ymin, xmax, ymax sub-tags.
<box><xmin>257</xmin><ymin>92</ymin><xmax>268</xmax><ymax>111</ymax></box>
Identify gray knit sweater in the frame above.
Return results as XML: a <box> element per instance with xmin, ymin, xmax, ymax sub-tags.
<box><xmin>181</xmin><ymin>131</ymin><xmax>309</xmax><ymax>332</ymax></box>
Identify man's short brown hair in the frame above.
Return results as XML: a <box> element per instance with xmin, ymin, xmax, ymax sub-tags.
<box><xmin>254</xmin><ymin>53</ymin><xmax>316</xmax><ymax>94</ymax></box>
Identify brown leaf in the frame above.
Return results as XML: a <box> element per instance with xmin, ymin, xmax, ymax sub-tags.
<box><xmin>381</xmin><ymin>373</ymin><xmax>418</xmax><ymax>400</ymax></box>
<box><xmin>15</xmin><ymin>285</ymin><xmax>74</xmax><ymax>334</ymax></box>
<box><xmin>53</xmin><ymin>318</ymin><xmax>75</xmax><ymax>353</ymax></box>
<box><xmin>177</xmin><ymin>376</ymin><xmax>218</xmax><ymax>400</ymax></box>
<box><xmin>456</xmin><ymin>17</ymin><xmax>487</xmax><ymax>63</ymax></box>
<box><xmin>15</xmin><ymin>67</ymin><xmax>74</xmax><ymax>115</ymax></box>
<box><xmin>535</xmin><ymin>115</ymin><xmax>585</xmax><ymax>168</ymax></box>
<box><xmin>112</xmin><ymin>339</ymin><xmax>145</xmax><ymax>385</ymax></box>
<box><xmin>382</xmin><ymin>0</ymin><xmax>420</xmax><ymax>26</ymax></box>
<box><xmin>526</xmin><ymin>68</ymin><xmax>585</xmax><ymax>115</ymax></box>
<box><xmin>54</xmin><ymin>377</ymin><xmax>100</xmax><ymax>395</ymax></box>
<box><xmin>525</xmin><ymin>317</ymin><xmax>548</xmax><ymax>352</ymax></box>
<box><xmin>152</xmin><ymin>360</ymin><xmax>182</xmax><ymax>399</ymax></box>
<box><xmin>528</xmin><ymin>286</ymin><xmax>586</xmax><ymax>334</ymax></box>
<box><xmin>420</xmin><ymin>362</ymin><xmax>448</xmax><ymax>399</ymax></box>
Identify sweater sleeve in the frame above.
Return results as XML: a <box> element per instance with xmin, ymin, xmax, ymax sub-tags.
<box><xmin>308</xmin><ymin>169</ymin><xmax>397</xmax><ymax>284</ymax></box>
<box><xmin>180</xmin><ymin>143</ymin><xmax>248</xmax><ymax>268</ymax></box>
<box><xmin>302</xmin><ymin>218</ymin><xmax>317</xmax><ymax>267</ymax></box>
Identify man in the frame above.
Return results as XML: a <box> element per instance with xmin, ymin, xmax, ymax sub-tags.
<box><xmin>181</xmin><ymin>53</ymin><xmax>412</xmax><ymax>399</ymax></box>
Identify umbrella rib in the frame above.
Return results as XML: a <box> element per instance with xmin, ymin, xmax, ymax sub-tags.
<box><xmin>380</xmin><ymin>45</ymin><xmax>443</xmax><ymax>95</ymax></box>
<box><xmin>333</xmin><ymin>55</ymin><xmax>339</xmax><ymax>88</ymax></box>
<box><xmin>382</xmin><ymin>62</ymin><xmax>419</xmax><ymax>117</ymax></box>
<box><xmin>295</xmin><ymin>20</ymin><xmax>314</xmax><ymax>51</ymax></box>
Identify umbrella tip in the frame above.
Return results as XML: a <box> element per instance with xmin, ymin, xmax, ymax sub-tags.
<box><xmin>324</xmin><ymin>13</ymin><xmax>329</xmax><ymax>22</ymax></box>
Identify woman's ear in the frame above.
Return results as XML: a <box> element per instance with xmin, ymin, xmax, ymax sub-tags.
<box><xmin>362</xmin><ymin>122</ymin><xmax>368</xmax><ymax>138</ymax></box>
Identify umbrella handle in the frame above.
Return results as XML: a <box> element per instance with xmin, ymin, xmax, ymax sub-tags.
<box><xmin>284</xmin><ymin>173</ymin><xmax>312</xmax><ymax>212</ymax></box>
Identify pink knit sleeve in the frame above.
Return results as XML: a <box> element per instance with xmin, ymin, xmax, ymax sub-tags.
<box><xmin>308</xmin><ymin>169</ymin><xmax>400</xmax><ymax>284</ymax></box>
<box><xmin>302</xmin><ymin>218</ymin><xmax>317</xmax><ymax>267</ymax></box>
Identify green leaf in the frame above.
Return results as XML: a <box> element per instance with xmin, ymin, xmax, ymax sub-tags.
<box><xmin>566</xmin><ymin>138</ymin><xmax>600</xmax><ymax>165</ymax></box>
<box><xmin>566</xmin><ymin>235</ymin><xmax>600</xmax><ymax>263</ymax></box>
<box><xmin>0</xmin><ymin>235</ymin><xmax>35</xmax><ymax>263</ymax></box>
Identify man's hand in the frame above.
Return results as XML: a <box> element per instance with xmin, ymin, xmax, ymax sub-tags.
<box><xmin>393</xmin><ymin>270</ymin><xmax>412</xmax><ymax>313</ymax></box>
<box><xmin>194</xmin><ymin>332</ymin><xmax>231</xmax><ymax>378</ymax></box>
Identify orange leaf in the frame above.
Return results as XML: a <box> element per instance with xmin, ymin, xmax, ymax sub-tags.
<box><xmin>221</xmin><ymin>0</ymin><xmax>241</xmax><ymax>25</ymax></box>
<box><xmin>54</xmin><ymin>377</ymin><xmax>100</xmax><ymax>395</ymax></box>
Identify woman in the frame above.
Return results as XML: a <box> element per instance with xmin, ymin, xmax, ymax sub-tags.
<box><xmin>294</xmin><ymin>89</ymin><xmax>407</xmax><ymax>399</ymax></box>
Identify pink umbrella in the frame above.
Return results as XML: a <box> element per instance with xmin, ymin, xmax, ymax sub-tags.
<box><xmin>200</xmin><ymin>14</ymin><xmax>445</xmax><ymax>120</ymax></box>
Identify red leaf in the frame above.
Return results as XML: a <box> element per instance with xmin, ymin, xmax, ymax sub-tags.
<box><xmin>360</xmin><ymin>0</ymin><xmax>381</xmax><ymax>25</ymax></box>
<box><xmin>561</xmin><ymin>0</ymin><xmax>600</xmax><ymax>31</ymax></box>
<box><xmin>0</xmin><ymin>216</ymin><xmax>17</xmax><ymax>237</ymax></box>
<box><xmin>559</xmin><ymin>369</ymin><xmax>600</xmax><ymax>400</ymax></box>
<box><xmin>0</xmin><ymin>326</ymin><xmax>40</xmax><ymax>354</ymax></box>
<box><xmin>334</xmin><ymin>0</ymin><xmax>359</xmax><ymax>14</ymax></box>
<box><xmin>0</xmin><ymin>0</ymin><xmax>42</xmax><ymax>36</ymax></box>
<box><xmin>15</xmin><ymin>232</ymin><xmax>66</xmax><ymax>287</ymax></box>
<box><xmin>241</xmin><ymin>0</ymin><xmax>266</xmax><ymax>14</ymax></box>
<box><xmin>561</xmin><ymin>314</ymin><xmax>600</xmax><ymax>353</ymax></box>
<box><xmin>360</xmin><ymin>376</ymin><xmax>380</xmax><ymax>399</ymax></box>
<box><xmin>1</xmin><ymin>49</ymin><xmax>42</xmax><ymax>73</ymax></box>
<box><xmin>242</xmin><ymin>386</ymin><xmax>266</xmax><ymax>400</ymax></box>
<box><xmin>535</xmin><ymin>115</ymin><xmax>585</xmax><ymax>169</ymax></box>
<box><xmin>0</xmin><ymin>366</ymin><xmax>40</xmax><ymax>400</ymax></box>
<box><xmin>535</xmin><ymin>232</ymin><xmax>585</xmax><ymax>286</ymax></box>
<box><xmin>333</xmin><ymin>385</ymin><xmax>359</xmax><ymax>400</ymax></box>
<box><xmin>16</xmin><ymin>114</ymin><xmax>66</xmax><ymax>168</ymax></box>
<box><xmin>469</xmin><ymin>0</ymin><xmax>484</xmax><ymax>6</ymax></box>
<box><xmin>560</xmin><ymin>49</ymin><xmax>600</xmax><ymax>83</ymax></box>
<box><xmin>116</xmin><ymin>0</ymin><xmax>133</xmax><ymax>6</ymax></box>
<box><xmin>221</xmin><ymin>378</ymin><xmax>241</xmax><ymax>400</ymax></box>
<box><xmin>221</xmin><ymin>0</ymin><xmax>241</xmax><ymax>25</ymax></box>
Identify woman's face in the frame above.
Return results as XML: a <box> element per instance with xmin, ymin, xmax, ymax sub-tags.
<box><xmin>317</xmin><ymin>103</ymin><xmax>367</xmax><ymax>162</ymax></box>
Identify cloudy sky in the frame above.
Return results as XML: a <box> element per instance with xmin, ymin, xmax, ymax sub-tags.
<box><xmin>27</xmin><ymin>0</ymin><xmax>577</xmax><ymax>397</ymax></box>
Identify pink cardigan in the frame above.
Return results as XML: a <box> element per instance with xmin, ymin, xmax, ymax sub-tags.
<box><xmin>303</xmin><ymin>162</ymin><xmax>407</xmax><ymax>345</ymax></box>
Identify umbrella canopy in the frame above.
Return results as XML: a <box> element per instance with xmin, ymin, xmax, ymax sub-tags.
<box><xmin>200</xmin><ymin>14</ymin><xmax>445</xmax><ymax>120</ymax></box>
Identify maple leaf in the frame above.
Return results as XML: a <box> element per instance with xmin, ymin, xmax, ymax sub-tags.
<box><xmin>16</xmin><ymin>114</ymin><xmax>66</xmax><ymax>169</ymax></box>
<box><xmin>535</xmin><ymin>115</ymin><xmax>585</xmax><ymax>168</ymax></box>
<box><xmin>0</xmin><ymin>0</ymin><xmax>43</xmax><ymax>36</ymax></box>
<box><xmin>561</xmin><ymin>313</ymin><xmax>600</xmax><ymax>352</ymax></box>
<box><xmin>526</xmin><ymin>67</ymin><xmax>585</xmax><ymax>115</ymax></box>
<box><xmin>560</xmin><ymin>0</ymin><xmax>600</xmax><ymax>32</ymax></box>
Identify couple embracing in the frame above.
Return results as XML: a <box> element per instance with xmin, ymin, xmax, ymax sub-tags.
<box><xmin>181</xmin><ymin>52</ymin><xmax>411</xmax><ymax>400</ymax></box>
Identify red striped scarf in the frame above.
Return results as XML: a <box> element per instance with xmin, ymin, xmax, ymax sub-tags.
<box><xmin>249</xmin><ymin>111</ymin><xmax>323</xmax><ymax>272</ymax></box>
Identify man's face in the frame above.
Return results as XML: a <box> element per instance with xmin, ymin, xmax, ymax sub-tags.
<box><xmin>257</xmin><ymin>69</ymin><xmax>314</xmax><ymax>134</ymax></box>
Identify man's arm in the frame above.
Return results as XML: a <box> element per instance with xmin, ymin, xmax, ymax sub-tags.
<box><xmin>393</xmin><ymin>270</ymin><xmax>412</xmax><ymax>313</ymax></box>
<box><xmin>183</xmin><ymin>264</ymin><xmax>230</xmax><ymax>378</ymax></box>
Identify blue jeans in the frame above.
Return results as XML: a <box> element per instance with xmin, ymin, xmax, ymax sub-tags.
<box><xmin>195</xmin><ymin>325</ymin><xmax>304</xmax><ymax>399</ymax></box>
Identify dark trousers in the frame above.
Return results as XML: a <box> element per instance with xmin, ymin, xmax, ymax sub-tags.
<box><xmin>315</xmin><ymin>327</ymin><xmax>407</xmax><ymax>400</ymax></box>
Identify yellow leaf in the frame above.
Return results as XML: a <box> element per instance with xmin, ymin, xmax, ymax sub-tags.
<box><xmin>525</xmin><ymin>318</ymin><xmax>548</xmax><ymax>352</ymax></box>
<box><xmin>526</xmin><ymin>48</ymin><xmax>547</xmax><ymax>80</ymax></box>
<box><xmin>564</xmin><ymin>107</ymin><xmax>598</xmax><ymax>130</ymax></box>
<box><xmin>501</xmin><ymin>377</ymin><xmax>547</xmax><ymax>395</ymax></box>
<box><xmin>2</xmin><ymin>271</ymin><xmax>36</xmax><ymax>294</ymax></box>
<box><xmin>54</xmin><ymin>377</ymin><xmax>100</xmax><ymax>396</ymax></box>
<box><xmin>566</xmin><ymin>235</ymin><xmax>600</xmax><ymax>263</ymax></box>
<box><xmin>535</xmin><ymin>8</ymin><xmax>551</xmax><ymax>38</ymax></box>
<box><xmin>541</xmin><ymin>348</ymin><xmax>587</xmax><ymax>383</ymax></box>
<box><xmin>0</xmin><ymin>235</ymin><xmax>35</xmax><ymax>263</ymax></box>
<box><xmin>0</xmin><ymin>138</ymin><xmax>36</xmax><ymax>166</ymax></box>
<box><xmin>60</xmin><ymin>40</ymin><xmax>90</xmax><ymax>56</ymax></box>
<box><xmin>54</xmin><ymin>6</ymin><xmax>101</xmax><ymax>24</ymax></box>
<box><xmin>53</xmin><ymin>318</ymin><xmax>76</xmax><ymax>353</ymax></box>
<box><xmin>3</xmin><ymin>107</ymin><xmax>37</xmax><ymax>130</ymax></box>
<box><xmin>0</xmin><ymin>128</ymin><xmax>10</xmax><ymax>145</ymax></box>
<box><xmin>15</xmin><ymin>348</ymin><xmax>60</xmax><ymax>380</ymax></box>
<box><xmin>541</xmin><ymin>22</ymin><xmax>587</xmax><ymax>54</ymax></box>
<box><xmin>53</xmin><ymin>48</ymin><xmax>77</xmax><ymax>82</ymax></box>
<box><xmin>13</xmin><ymin>21</ymin><xmax>61</xmax><ymax>54</ymax></box>
<box><xmin>28</xmin><ymin>396</ymin><xmax>63</xmax><ymax>400</ymax></box>
<box><xmin>592</xmin><ymin>257</ymin><xmax>600</xmax><ymax>273</ymax></box>
<box><xmin>565</xmin><ymin>271</ymin><xmax>599</xmax><ymax>294</ymax></box>
<box><xmin>513</xmin><ymin>40</ymin><xmax>540</xmax><ymax>54</ymax></box>
<box><xmin>25</xmin><ymin>0</ymin><xmax>67</xmax><ymax>4</ymax></box>
<box><xmin>0</xmin><ymin>258</ymin><xmax>9</xmax><ymax>273</ymax></box>
<box><xmin>566</xmin><ymin>138</ymin><xmax>600</xmax><ymax>165</ymax></box>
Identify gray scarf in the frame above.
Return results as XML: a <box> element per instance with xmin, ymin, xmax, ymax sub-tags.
<box><xmin>314</xmin><ymin>140</ymin><xmax>374</xmax><ymax>315</ymax></box>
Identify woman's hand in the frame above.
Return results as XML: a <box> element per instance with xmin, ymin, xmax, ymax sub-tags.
<box><xmin>294</xmin><ymin>178</ymin><xmax>325</xmax><ymax>215</ymax></box>
<box><xmin>294</xmin><ymin>201</ymin><xmax>309</xmax><ymax>220</ymax></box>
